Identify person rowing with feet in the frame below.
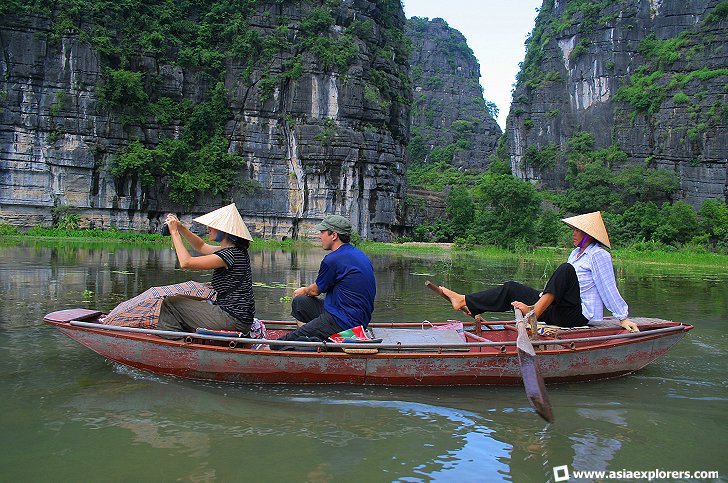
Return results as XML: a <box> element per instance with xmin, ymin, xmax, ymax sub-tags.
<box><xmin>439</xmin><ymin>211</ymin><xmax>639</xmax><ymax>332</ymax></box>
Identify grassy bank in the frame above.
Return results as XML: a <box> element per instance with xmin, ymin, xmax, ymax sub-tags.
<box><xmin>2</xmin><ymin>225</ymin><xmax>726</xmax><ymax>269</ymax></box>
<box><xmin>361</xmin><ymin>241</ymin><xmax>728</xmax><ymax>270</ymax></box>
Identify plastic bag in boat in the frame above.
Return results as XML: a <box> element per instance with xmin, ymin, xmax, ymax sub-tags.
<box><xmin>426</xmin><ymin>321</ymin><xmax>466</xmax><ymax>342</ymax></box>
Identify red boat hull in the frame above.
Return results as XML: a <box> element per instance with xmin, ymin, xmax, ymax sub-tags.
<box><xmin>45</xmin><ymin>309</ymin><xmax>692</xmax><ymax>386</ymax></box>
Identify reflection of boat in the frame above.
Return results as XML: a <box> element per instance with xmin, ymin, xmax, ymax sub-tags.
<box><xmin>45</xmin><ymin>308</ymin><xmax>692</xmax><ymax>386</ymax></box>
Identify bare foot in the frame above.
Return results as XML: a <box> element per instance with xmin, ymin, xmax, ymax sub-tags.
<box><xmin>439</xmin><ymin>286</ymin><xmax>467</xmax><ymax>311</ymax></box>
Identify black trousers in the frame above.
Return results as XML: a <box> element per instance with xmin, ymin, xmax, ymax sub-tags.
<box><xmin>270</xmin><ymin>296</ymin><xmax>342</xmax><ymax>348</ymax></box>
<box><xmin>464</xmin><ymin>263</ymin><xmax>588</xmax><ymax>327</ymax></box>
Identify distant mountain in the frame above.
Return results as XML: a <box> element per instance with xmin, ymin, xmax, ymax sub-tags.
<box><xmin>406</xmin><ymin>17</ymin><xmax>502</xmax><ymax>171</ymax></box>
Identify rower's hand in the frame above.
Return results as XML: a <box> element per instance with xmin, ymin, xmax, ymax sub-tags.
<box><xmin>511</xmin><ymin>301</ymin><xmax>530</xmax><ymax>316</ymax></box>
<box><xmin>620</xmin><ymin>318</ymin><xmax>639</xmax><ymax>332</ymax></box>
<box><xmin>293</xmin><ymin>286</ymin><xmax>308</xmax><ymax>297</ymax></box>
<box><xmin>165</xmin><ymin>213</ymin><xmax>181</xmax><ymax>234</ymax></box>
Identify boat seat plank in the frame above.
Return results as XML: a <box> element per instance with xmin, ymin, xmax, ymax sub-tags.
<box><xmin>370</xmin><ymin>327</ymin><xmax>469</xmax><ymax>351</ymax></box>
<box><xmin>44</xmin><ymin>309</ymin><xmax>104</xmax><ymax>323</ymax></box>
<box><xmin>588</xmin><ymin>317</ymin><xmax>673</xmax><ymax>328</ymax></box>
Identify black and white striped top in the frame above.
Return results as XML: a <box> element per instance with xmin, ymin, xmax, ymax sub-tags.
<box><xmin>212</xmin><ymin>247</ymin><xmax>255</xmax><ymax>325</ymax></box>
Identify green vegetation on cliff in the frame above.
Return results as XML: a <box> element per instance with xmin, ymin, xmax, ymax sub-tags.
<box><xmin>109</xmin><ymin>83</ymin><xmax>259</xmax><ymax>206</ymax></box>
<box><xmin>4</xmin><ymin>0</ymin><xmax>409</xmax><ymax>206</ymax></box>
<box><xmin>615</xmin><ymin>28</ymin><xmax>728</xmax><ymax>124</ymax></box>
<box><xmin>406</xmin><ymin>132</ymin><xmax>728</xmax><ymax>254</ymax></box>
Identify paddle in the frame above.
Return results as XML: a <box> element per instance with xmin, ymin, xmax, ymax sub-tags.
<box><xmin>514</xmin><ymin>308</ymin><xmax>554</xmax><ymax>423</ymax></box>
<box><xmin>425</xmin><ymin>280</ymin><xmax>554</xmax><ymax>423</ymax></box>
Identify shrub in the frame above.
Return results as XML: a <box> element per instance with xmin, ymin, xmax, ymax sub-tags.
<box><xmin>699</xmin><ymin>199</ymin><xmax>728</xmax><ymax>251</ymax></box>
<box><xmin>446</xmin><ymin>186</ymin><xmax>475</xmax><ymax>236</ymax></box>
<box><xmin>97</xmin><ymin>69</ymin><xmax>149</xmax><ymax>112</ymax></box>
<box><xmin>562</xmin><ymin>160</ymin><xmax>619</xmax><ymax>214</ymax></box>
<box><xmin>0</xmin><ymin>223</ymin><xmax>19</xmax><ymax>235</ymax></box>
<box><xmin>705</xmin><ymin>1</ymin><xmax>728</xmax><ymax>23</ymax></box>
<box><xmin>524</xmin><ymin>144</ymin><xmax>559</xmax><ymax>170</ymax></box>
<box><xmin>111</xmin><ymin>140</ymin><xmax>159</xmax><ymax>186</ymax></box>
<box><xmin>638</xmin><ymin>33</ymin><xmax>688</xmax><ymax>67</ymax></box>
<box><xmin>473</xmin><ymin>174</ymin><xmax>541</xmax><ymax>248</ymax></box>
<box><xmin>615</xmin><ymin>70</ymin><xmax>666</xmax><ymax>115</ymax></box>
<box><xmin>672</xmin><ymin>92</ymin><xmax>690</xmax><ymax>104</ymax></box>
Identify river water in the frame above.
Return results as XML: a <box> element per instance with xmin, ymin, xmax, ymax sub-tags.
<box><xmin>0</xmin><ymin>239</ymin><xmax>726</xmax><ymax>482</ymax></box>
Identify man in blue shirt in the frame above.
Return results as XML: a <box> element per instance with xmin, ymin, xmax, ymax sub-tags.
<box><xmin>273</xmin><ymin>214</ymin><xmax>376</xmax><ymax>346</ymax></box>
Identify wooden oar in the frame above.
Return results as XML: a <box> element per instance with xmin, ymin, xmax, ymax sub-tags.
<box><xmin>424</xmin><ymin>281</ymin><xmax>490</xmax><ymax>333</ymax></box>
<box><xmin>425</xmin><ymin>281</ymin><xmax>554</xmax><ymax>422</ymax></box>
<box><xmin>514</xmin><ymin>308</ymin><xmax>554</xmax><ymax>423</ymax></box>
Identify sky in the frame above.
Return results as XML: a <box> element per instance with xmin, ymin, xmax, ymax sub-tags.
<box><xmin>402</xmin><ymin>0</ymin><xmax>543</xmax><ymax>129</ymax></box>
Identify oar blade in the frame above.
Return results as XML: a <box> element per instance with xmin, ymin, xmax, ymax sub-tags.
<box><xmin>515</xmin><ymin>312</ymin><xmax>554</xmax><ymax>423</ymax></box>
<box><xmin>517</xmin><ymin>346</ymin><xmax>554</xmax><ymax>423</ymax></box>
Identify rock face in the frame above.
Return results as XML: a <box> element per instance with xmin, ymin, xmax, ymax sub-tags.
<box><xmin>406</xmin><ymin>17</ymin><xmax>502</xmax><ymax>170</ymax></box>
<box><xmin>0</xmin><ymin>0</ymin><xmax>411</xmax><ymax>240</ymax></box>
<box><xmin>507</xmin><ymin>0</ymin><xmax>728</xmax><ymax>206</ymax></box>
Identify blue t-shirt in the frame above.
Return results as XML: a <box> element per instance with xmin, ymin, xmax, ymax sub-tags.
<box><xmin>315</xmin><ymin>243</ymin><xmax>376</xmax><ymax>330</ymax></box>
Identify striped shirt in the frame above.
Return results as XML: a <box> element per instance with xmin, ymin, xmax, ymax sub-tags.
<box><xmin>212</xmin><ymin>247</ymin><xmax>255</xmax><ymax>324</ymax></box>
<box><xmin>568</xmin><ymin>243</ymin><xmax>629</xmax><ymax>321</ymax></box>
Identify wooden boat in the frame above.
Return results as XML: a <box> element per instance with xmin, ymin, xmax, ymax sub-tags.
<box><xmin>44</xmin><ymin>308</ymin><xmax>693</xmax><ymax>386</ymax></box>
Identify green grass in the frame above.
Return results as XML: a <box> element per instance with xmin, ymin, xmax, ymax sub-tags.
<box><xmin>612</xmin><ymin>247</ymin><xmax>728</xmax><ymax>269</ymax></box>
<box><xmin>20</xmin><ymin>226</ymin><xmax>169</xmax><ymax>242</ymax></box>
<box><xmin>1</xmin><ymin>227</ymin><xmax>315</xmax><ymax>251</ymax></box>
<box><xmin>364</xmin><ymin>241</ymin><xmax>728</xmax><ymax>270</ymax></box>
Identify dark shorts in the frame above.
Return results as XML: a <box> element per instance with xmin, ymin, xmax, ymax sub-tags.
<box><xmin>269</xmin><ymin>296</ymin><xmax>342</xmax><ymax>349</ymax></box>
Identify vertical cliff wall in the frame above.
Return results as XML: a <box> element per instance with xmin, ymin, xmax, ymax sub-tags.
<box><xmin>507</xmin><ymin>0</ymin><xmax>727</xmax><ymax>206</ymax></box>
<box><xmin>0</xmin><ymin>0</ymin><xmax>411</xmax><ymax>240</ymax></box>
<box><xmin>406</xmin><ymin>17</ymin><xmax>502</xmax><ymax>171</ymax></box>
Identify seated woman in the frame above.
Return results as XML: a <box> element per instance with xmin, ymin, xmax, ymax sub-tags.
<box><xmin>439</xmin><ymin>211</ymin><xmax>639</xmax><ymax>332</ymax></box>
<box><xmin>157</xmin><ymin>203</ymin><xmax>255</xmax><ymax>337</ymax></box>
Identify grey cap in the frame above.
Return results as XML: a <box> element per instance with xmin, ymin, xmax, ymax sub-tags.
<box><xmin>314</xmin><ymin>214</ymin><xmax>352</xmax><ymax>235</ymax></box>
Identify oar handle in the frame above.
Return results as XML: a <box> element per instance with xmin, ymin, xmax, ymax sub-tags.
<box><xmin>424</xmin><ymin>280</ymin><xmax>447</xmax><ymax>299</ymax></box>
<box><xmin>425</xmin><ymin>281</ymin><xmax>473</xmax><ymax>317</ymax></box>
<box><xmin>425</xmin><ymin>281</ymin><xmax>492</xmax><ymax>333</ymax></box>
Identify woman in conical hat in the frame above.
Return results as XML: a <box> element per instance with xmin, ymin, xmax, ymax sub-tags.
<box><xmin>438</xmin><ymin>211</ymin><xmax>639</xmax><ymax>332</ymax></box>
<box><xmin>156</xmin><ymin>203</ymin><xmax>256</xmax><ymax>337</ymax></box>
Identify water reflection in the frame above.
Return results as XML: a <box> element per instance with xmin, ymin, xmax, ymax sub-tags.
<box><xmin>58</xmin><ymin>373</ymin><xmax>513</xmax><ymax>481</ymax></box>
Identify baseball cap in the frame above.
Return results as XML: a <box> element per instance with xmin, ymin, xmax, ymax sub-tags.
<box><xmin>314</xmin><ymin>214</ymin><xmax>352</xmax><ymax>235</ymax></box>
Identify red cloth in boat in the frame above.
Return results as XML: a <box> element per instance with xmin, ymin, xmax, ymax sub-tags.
<box><xmin>103</xmin><ymin>281</ymin><xmax>216</xmax><ymax>329</ymax></box>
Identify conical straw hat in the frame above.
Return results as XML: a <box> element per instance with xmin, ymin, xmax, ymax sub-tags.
<box><xmin>193</xmin><ymin>203</ymin><xmax>252</xmax><ymax>241</ymax></box>
<box><xmin>561</xmin><ymin>211</ymin><xmax>611</xmax><ymax>248</ymax></box>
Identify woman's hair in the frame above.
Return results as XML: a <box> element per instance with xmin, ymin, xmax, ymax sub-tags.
<box><xmin>212</xmin><ymin>228</ymin><xmax>249</xmax><ymax>250</ymax></box>
<box><xmin>227</xmin><ymin>234</ymin><xmax>250</xmax><ymax>250</ymax></box>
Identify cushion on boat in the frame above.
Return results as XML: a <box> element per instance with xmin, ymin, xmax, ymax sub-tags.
<box><xmin>329</xmin><ymin>325</ymin><xmax>382</xmax><ymax>343</ymax></box>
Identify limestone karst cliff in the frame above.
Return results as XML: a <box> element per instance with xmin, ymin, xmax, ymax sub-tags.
<box><xmin>400</xmin><ymin>16</ymin><xmax>502</xmax><ymax>229</ymax></box>
<box><xmin>507</xmin><ymin>0</ymin><xmax>728</xmax><ymax>207</ymax></box>
<box><xmin>406</xmin><ymin>17</ymin><xmax>502</xmax><ymax>171</ymax></box>
<box><xmin>0</xmin><ymin>0</ymin><xmax>411</xmax><ymax>240</ymax></box>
